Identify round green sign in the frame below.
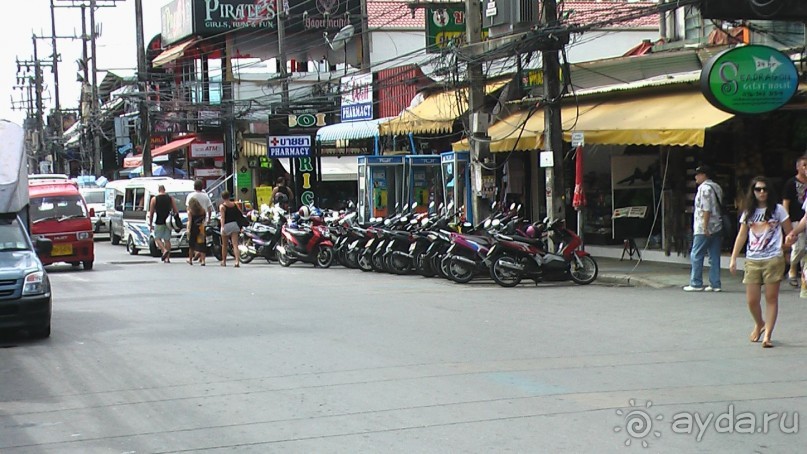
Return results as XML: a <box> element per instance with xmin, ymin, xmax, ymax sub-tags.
<box><xmin>701</xmin><ymin>45</ymin><xmax>799</xmax><ymax>115</ymax></box>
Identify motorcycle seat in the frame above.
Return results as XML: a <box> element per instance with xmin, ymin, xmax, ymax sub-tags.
<box><xmin>461</xmin><ymin>234</ymin><xmax>493</xmax><ymax>246</ymax></box>
<box><xmin>510</xmin><ymin>235</ymin><xmax>544</xmax><ymax>246</ymax></box>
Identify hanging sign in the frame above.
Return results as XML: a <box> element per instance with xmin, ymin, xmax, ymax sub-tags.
<box><xmin>267</xmin><ymin>135</ymin><xmax>311</xmax><ymax>157</ymax></box>
<box><xmin>701</xmin><ymin>45</ymin><xmax>799</xmax><ymax>115</ymax></box>
<box><xmin>426</xmin><ymin>6</ymin><xmax>489</xmax><ymax>53</ymax></box>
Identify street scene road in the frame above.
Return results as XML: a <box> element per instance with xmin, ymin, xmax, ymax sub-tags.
<box><xmin>2</xmin><ymin>241</ymin><xmax>806</xmax><ymax>453</ymax></box>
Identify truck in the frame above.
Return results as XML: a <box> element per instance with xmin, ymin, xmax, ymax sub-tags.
<box><xmin>29</xmin><ymin>179</ymin><xmax>95</xmax><ymax>269</ymax></box>
<box><xmin>0</xmin><ymin>120</ymin><xmax>54</xmax><ymax>338</ymax></box>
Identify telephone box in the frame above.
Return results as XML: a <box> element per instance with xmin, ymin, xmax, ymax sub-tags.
<box><xmin>441</xmin><ymin>151</ymin><xmax>474</xmax><ymax>223</ymax></box>
<box><xmin>404</xmin><ymin>155</ymin><xmax>441</xmax><ymax>214</ymax></box>
<box><xmin>357</xmin><ymin>155</ymin><xmax>405</xmax><ymax>223</ymax></box>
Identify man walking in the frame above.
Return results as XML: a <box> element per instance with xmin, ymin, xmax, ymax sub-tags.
<box><xmin>185</xmin><ymin>179</ymin><xmax>214</xmax><ymax>265</ymax></box>
<box><xmin>148</xmin><ymin>185</ymin><xmax>178</xmax><ymax>263</ymax></box>
<box><xmin>684</xmin><ymin>165</ymin><xmax>724</xmax><ymax>292</ymax></box>
<box><xmin>782</xmin><ymin>155</ymin><xmax>807</xmax><ymax>286</ymax></box>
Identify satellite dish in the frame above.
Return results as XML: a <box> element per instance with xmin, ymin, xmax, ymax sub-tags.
<box><xmin>324</xmin><ymin>24</ymin><xmax>355</xmax><ymax>50</ymax></box>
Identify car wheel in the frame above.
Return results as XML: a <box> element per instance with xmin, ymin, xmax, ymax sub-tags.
<box><xmin>83</xmin><ymin>261</ymin><xmax>94</xmax><ymax>271</ymax></box>
<box><xmin>29</xmin><ymin>324</ymin><xmax>51</xmax><ymax>339</ymax></box>
<box><xmin>111</xmin><ymin>232</ymin><xmax>121</xmax><ymax>245</ymax></box>
<box><xmin>127</xmin><ymin>236</ymin><xmax>139</xmax><ymax>255</ymax></box>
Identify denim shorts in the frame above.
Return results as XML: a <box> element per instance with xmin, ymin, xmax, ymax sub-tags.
<box><xmin>153</xmin><ymin>224</ymin><xmax>172</xmax><ymax>241</ymax></box>
<box><xmin>222</xmin><ymin>221</ymin><xmax>240</xmax><ymax>236</ymax></box>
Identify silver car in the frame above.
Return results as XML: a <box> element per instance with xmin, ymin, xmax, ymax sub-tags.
<box><xmin>79</xmin><ymin>187</ymin><xmax>109</xmax><ymax>233</ymax></box>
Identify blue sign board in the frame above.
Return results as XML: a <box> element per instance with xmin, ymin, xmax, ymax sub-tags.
<box><xmin>341</xmin><ymin>104</ymin><xmax>373</xmax><ymax>122</ymax></box>
<box><xmin>267</xmin><ymin>135</ymin><xmax>312</xmax><ymax>158</ymax></box>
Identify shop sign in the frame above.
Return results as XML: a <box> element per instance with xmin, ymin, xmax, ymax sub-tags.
<box><xmin>236</xmin><ymin>169</ymin><xmax>252</xmax><ymax>189</ymax></box>
<box><xmin>191</xmin><ymin>141</ymin><xmax>225</xmax><ymax>158</ymax></box>
<box><xmin>195</xmin><ymin>167</ymin><xmax>225</xmax><ymax>177</ymax></box>
<box><xmin>195</xmin><ymin>0</ymin><xmax>277</xmax><ymax>34</ymax></box>
<box><xmin>426</xmin><ymin>6</ymin><xmax>489</xmax><ymax>53</ymax></box>
<box><xmin>161</xmin><ymin>0</ymin><xmax>194</xmax><ymax>45</ymax></box>
<box><xmin>341</xmin><ymin>74</ymin><xmax>374</xmax><ymax>122</ymax></box>
<box><xmin>701</xmin><ymin>45</ymin><xmax>799</xmax><ymax>115</ymax></box>
<box><xmin>289</xmin><ymin>113</ymin><xmax>327</xmax><ymax>128</ymax></box>
<box><xmin>267</xmin><ymin>135</ymin><xmax>311</xmax><ymax>157</ymax></box>
<box><xmin>297</xmin><ymin>157</ymin><xmax>316</xmax><ymax>206</ymax></box>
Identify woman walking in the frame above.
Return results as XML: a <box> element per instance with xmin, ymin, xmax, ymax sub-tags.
<box><xmin>729</xmin><ymin>177</ymin><xmax>792</xmax><ymax>348</ymax></box>
<box><xmin>219</xmin><ymin>191</ymin><xmax>242</xmax><ymax>268</ymax></box>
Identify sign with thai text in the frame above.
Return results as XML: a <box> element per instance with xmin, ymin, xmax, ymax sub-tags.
<box><xmin>341</xmin><ymin>74</ymin><xmax>374</xmax><ymax>122</ymax></box>
<box><xmin>426</xmin><ymin>6</ymin><xmax>489</xmax><ymax>53</ymax></box>
<box><xmin>267</xmin><ymin>135</ymin><xmax>312</xmax><ymax>157</ymax></box>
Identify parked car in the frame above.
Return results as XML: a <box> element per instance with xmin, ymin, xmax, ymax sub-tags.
<box><xmin>80</xmin><ymin>187</ymin><xmax>108</xmax><ymax>233</ymax></box>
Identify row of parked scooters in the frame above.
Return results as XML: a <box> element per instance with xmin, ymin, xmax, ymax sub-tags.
<box><xmin>208</xmin><ymin>200</ymin><xmax>598</xmax><ymax>287</ymax></box>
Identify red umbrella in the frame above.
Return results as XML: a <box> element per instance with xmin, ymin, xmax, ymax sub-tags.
<box><xmin>572</xmin><ymin>146</ymin><xmax>586</xmax><ymax>210</ymax></box>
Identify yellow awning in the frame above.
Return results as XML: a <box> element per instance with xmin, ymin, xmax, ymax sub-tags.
<box><xmin>153</xmin><ymin>38</ymin><xmax>198</xmax><ymax>68</ymax></box>
<box><xmin>242</xmin><ymin>138</ymin><xmax>266</xmax><ymax>157</ymax></box>
<box><xmin>453</xmin><ymin>90</ymin><xmax>735</xmax><ymax>152</ymax></box>
<box><xmin>379</xmin><ymin>80</ymin><xmax>508</xmax><ymax>136</ymax></box>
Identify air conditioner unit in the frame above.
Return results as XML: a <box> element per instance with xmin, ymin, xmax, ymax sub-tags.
<box><xmin>702</xmin><ymin>0</ymin><xmax>807</xmax><ymax>21</ymax></box>
<box><xmin>484</xmin><ymin>0</ymin><xmax>537</xmax><ymax>38</ymax></box>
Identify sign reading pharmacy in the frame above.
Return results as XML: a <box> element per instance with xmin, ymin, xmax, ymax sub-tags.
<box><xmin>701</xmin><ymin>45</ymin><xmax>799</xmax><ymax>115</ymax></box>
<box><xmin>267</xmin><ymin>135</ymin><xmax>312</xmax><ymax>158</ymax></box>
<box><xmin>341</xmin><ymin>74</ymin><xmax>374</xmax><ymax>122</ymax></box>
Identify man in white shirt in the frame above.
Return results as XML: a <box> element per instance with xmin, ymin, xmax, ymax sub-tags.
<box><xmin>685</xmin><ymin>165</ymin><xmax>724</xmax><ymax>292</ymax></box>
<box><xmin>185</xmin><ymin>179</ymin><xmax>213</xmax><ymax>264</ymax></box>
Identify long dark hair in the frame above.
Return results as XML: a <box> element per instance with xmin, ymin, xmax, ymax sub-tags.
<box><xmin>743</xmin><ymin>176</ymin><xmax>778</xmax><ymax>223</ymax></box>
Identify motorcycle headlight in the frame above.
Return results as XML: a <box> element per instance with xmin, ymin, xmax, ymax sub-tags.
<box><xmin>23</xmin><ymin>271</ymin><xmax>49</xmax><ymax>296</ymax></box>
<box><xmin>77</xmin><ymin>231</ymin><xmax>91</xmax><ymax>240</ymax></box>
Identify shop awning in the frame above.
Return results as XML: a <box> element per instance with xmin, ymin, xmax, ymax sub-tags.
<box><xmin>123</xmin><ymin>136</ymin><xmax>197</xmax><ymax>168</ymax></box>
<box><xmin>242</xmin><ymin>138</ymin><xmax>267</xmax><ymax>157</ymax></box>
<box><xmin>153</xmin><ymin>38</ymin><xmax>198</xmax><ymax>68</ymax></box>
<box><xmin>319</xmin><ymin>156</ymin><xmax>358</xmax><ymax>182</ymax></box>
<box><xmin>379</xmin><ymin>80</ymin><xmax>508</xmax><ymax>136</ymax></box>
<box><xmin>316</xmin><ymin>118</ymin><xmax>393</xmax><ymax>143</ymax></box>
<box><xmin>453</xmin><ymin>90</ymin><xmax>735</xmax><ymax>152</ymax></box>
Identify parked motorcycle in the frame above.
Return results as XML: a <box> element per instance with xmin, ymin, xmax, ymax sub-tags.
<box><xmin>276</xmin><ymin>213</ymin><xmax>335</xmax><ymax>268</ymax></box>
<box><xmin>488</xmin><ymin>218</ymin><xmax>598</xmax><ymax>287</ymax></box>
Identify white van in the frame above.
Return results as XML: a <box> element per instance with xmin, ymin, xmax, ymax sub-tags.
<box><xmin>105</xmin><ymin>177</ymin><xmax>195</xmax><ymax>256</ymax></box>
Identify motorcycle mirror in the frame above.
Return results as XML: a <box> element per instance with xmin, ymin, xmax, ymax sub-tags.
<box><xmin>492</xmin><ymin>219</ymin><xmax>501</xmax><ymax>227</ymax></box>
<box><xmin>421</xmin><ymin>217</ymin><xmax>430</xmax><ymax>226</ymax></box>
<box><xmin>411</xmin><ymin>202</ymin><xmax>418</xmax><ymax>210</ymax></box>
<box><xmin>429</xmin><ymin>201</ymin><xmax>435</xmax><ymax>208</ymax></box>
<box><xmin>401</xmin><ymin>216</ymin><xmax>408</xmax><ymax>223</ymax></box>
<box><xmin>462</xmin><ymin>221</ymin><xmax>472</xmax><ymax>228</ymax></box>
<box><xmin>517</xmin><ymin>204</ymin><xmax>522</xmax><ymax>213</ymax></box>
<box><xmin>509</xmin><ymin>202</ymin><xmax>516</xmax><ymax>211</ymax></box>
<box><xmin>447</xmin><ymin>201</ymin><xmax>454</xmax><ymax>211</ymax></box>
<box><xmin>491</xmin><ymin>201</ymin><xmax>497</xmax><ymax>210</ymax></box>
<box><xmin>384</xmin><ymin>219</ymin><xmax>392</xmax><ymax>226</ymax></box>
<box><xmin>410</xmin><ymin>219</ymin><xmax>418</xmax><ymax>225</ymax></box>
<box><xmin>484</xmin><ymin>219</ymin><xmax>491</xmax><ymax>229</ymax></box>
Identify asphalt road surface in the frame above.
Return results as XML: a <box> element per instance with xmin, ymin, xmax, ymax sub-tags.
<box><xmin>1</xmin><ymin>241</ymin><xmax>806</xmax><ymax>453</ymax></box>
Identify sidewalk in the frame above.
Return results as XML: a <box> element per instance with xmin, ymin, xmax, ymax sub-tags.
<box><xmin>597</xmin><ymin>256</ymin><xmax>804</xmax><ymax>294</ymax></box>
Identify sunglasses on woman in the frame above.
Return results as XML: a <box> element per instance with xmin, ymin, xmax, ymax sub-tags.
<box><xmin>754</xmin><ymin>187</ymin><xmax>768</xmax><ymax>193</ymax></box>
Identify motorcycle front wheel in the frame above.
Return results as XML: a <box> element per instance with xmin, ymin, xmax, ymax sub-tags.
<box><xmin>277</xmin><ymin>238</ymin><xmax>293</xmax><ymax>267</ymax></box>
<box><xmin>371</xmin><ymin>251</ymin><xmax>386</xmax><ymax>273</ymax></box>
<box><xmin>490</xmin><ymin>255</ymin><xmax>522</xmax><ymax>287</ymax></box>
<box><xmin>570</xmin><ymin>255</ymin><xmax>598</xmax><ymax>285</ymax></box>
<box><xmin>358</xmin><ymin>250</ymin><xmax>374</xmax><ymax>272</ymax></box>
<box><xmin>239</xmin><ymin>235</ymin><xmax>256</xmax><ymax>264</ymax></box>
<box><xmin>388</xmin><ymin>253</ymin><xmax>411</xmax><ymax>275</ymax></box>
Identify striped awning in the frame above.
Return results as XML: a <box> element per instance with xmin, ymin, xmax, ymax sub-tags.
<box><xmin>242</xmin><ymin>138</ymin><xmax>267</xmax><ymax>157</ymax></box>
<box><xmin>316</xmin><ymin>118</ymin><xmax>393</xmax><ymax>143</ymax></box>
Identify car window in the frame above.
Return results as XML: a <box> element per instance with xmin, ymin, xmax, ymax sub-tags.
<box><xmin>170</xmin><ymin>191</ymin><xmax>191</xmax><ymax>212</ymax></box>
<box><xmin>0</xmin><ymin>217</ymin><xmax>28</xmax><ymax>251</ymax></box>
<box><xmin>81</xmin><ymin>190</ymin><xmax>105</xmax><ymax>204</ymax></box>
<box><xmin>30</xmin><ymin>195</ymin><xmax>88</xmax><ymax>223</ymax></box>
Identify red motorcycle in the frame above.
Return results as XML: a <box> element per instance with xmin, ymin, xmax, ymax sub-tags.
<box><xmin>276</xmin><ymin>215</ymin><xmax>334</xmax><ymax>268</ymax></box>
<box><xmin>488</xmin><ymin>218</ymin><xmax>598</xmax><ymax>287</ymax></box>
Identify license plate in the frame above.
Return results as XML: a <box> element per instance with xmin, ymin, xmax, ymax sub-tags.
<box><xmin>51</xmin><ymin>243</ymin><xmax>73</xmax><ymax>256</ymax></box>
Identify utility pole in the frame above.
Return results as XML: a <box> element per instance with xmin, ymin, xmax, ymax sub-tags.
<box><xmin>135</xmin><ymin>0</ymin><xmax>151</xmax><ymax>177</ymax></box>
<box><xmin>32</xmin><ymin>35</ymin><xmax>46</xmax><ymax>169</ymax></box>
<box><xmin>466</xmin><ymin>0</ymin><xmax>486</xmax><ymax>224</ymax></box>
<box><xmin>89</xmin><ymin>0</ymin><xmax>102</xmax><ymax>176</ymax></box>
<box><xmin>81</xmin><ymin>5</ymin><xmax>91</xmax><ymax>174</ymax></box>
<box><xmin>50</xmin><ymin>0</ymin><xmax>63</xmax><ymax>173</ymax></box>
<box><xmin>359</xmin><ymin>0</ymin><xmax>371</xmax><ymax>72</ymax></box>
<box><xmin>277</xmin><ymin>5</ymin><xmax>289</xmax><ymax>108</ymax></box>
<box><xmin>542</xmin><ymin>0</ymin><xmax>566</xmax><ymax>223</ymax></box>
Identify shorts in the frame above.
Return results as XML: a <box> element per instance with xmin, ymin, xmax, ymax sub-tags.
<box><xmin>743</xmin><ymin>256</ymin><xmax>786</xmax><ymax>285</ymax></box>
<box><xmin>222</xmin><ymin>221</ymin><xmax>240</xmax><ymax>236</ymax></box>
<box><xmin>153</xmin><ymin>224</ymin><xmax>172</xmax><ymax>241</ymax></box>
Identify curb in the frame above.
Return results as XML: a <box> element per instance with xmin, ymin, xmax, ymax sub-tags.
<box><xmin>597</xmin><ymin>273</ymin><xmax>675</xmax><ymax>289</ymax></box>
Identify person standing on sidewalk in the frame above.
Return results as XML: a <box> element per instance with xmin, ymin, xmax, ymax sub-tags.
<box><xmin>684</xmin><ymin>166</ymin><xmax>725</xmax><ymax>292</ymax></box>
<box><xmin>781</xmin><ymin>155</ymin><xmax>807</xmax><ymax>286</ymax></box>
<box><xmin>730</xmin><ymin>177</ymin><xmax>792</xmax><ymax>349</ymax></box>
<box><xmin>218</xmin><ymin>191</ymin><xmax>242</xmax><ymax>268</ymax></box>
<box><xmin>147</xmin><ymin>185</ymin><xmax>178</xmax><ymax>263</ymax></box>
